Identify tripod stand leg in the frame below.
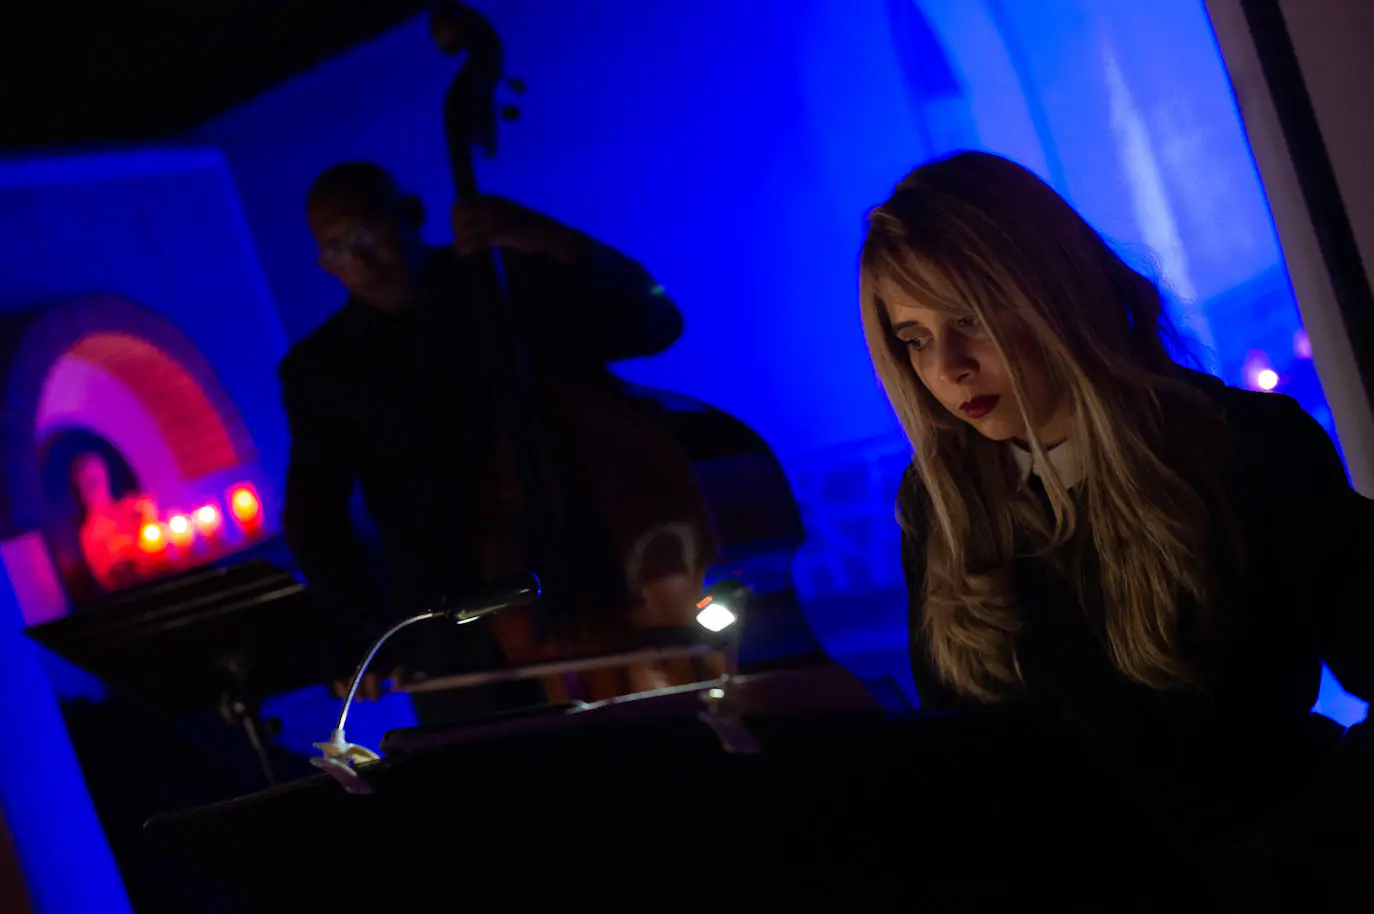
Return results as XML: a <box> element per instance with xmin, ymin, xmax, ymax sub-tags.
<box><xmin>240</xmin><ymin>712</ymin><xmax>277</xmax><ymax>788</ymax></box>
<box><xmin>220</xmin><ymin>693</ymin><xmax>278</xmax><ymax>789</ymax></box>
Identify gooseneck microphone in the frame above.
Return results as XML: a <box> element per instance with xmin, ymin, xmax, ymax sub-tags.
<box><xmin>311</xmin><ymin>572</ymin><xmax>541</xmax><ymax>794</ymax></box>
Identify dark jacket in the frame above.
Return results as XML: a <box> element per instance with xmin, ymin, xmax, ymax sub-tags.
<box><xmin>901</xmin><ymin>374</ymin><xmax>1374</xmax><ymax>844</ymax></box>
<box><xmin>279</xmin><ymin>241</ymin><xmax>681</xmax><ymax>649</ymax></box>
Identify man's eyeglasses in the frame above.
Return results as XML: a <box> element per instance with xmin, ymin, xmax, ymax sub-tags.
<box><xmin>318</xmin><ymin>226</ymin><xmax>382</xmax><ymax>269</ymax></box>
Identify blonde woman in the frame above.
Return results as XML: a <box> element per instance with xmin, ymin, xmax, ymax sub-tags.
<box><xmin>861</xmin><ymin>151</ymin><xmax>1374</xmax><ymax>854</ymax></box>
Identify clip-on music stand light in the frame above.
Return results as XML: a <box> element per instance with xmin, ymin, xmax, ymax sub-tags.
<box><xmin>310</xmin><ymin>573</ymin><xmax>542</xmax><ymax>793</ymax></box>
<box><xmin>310</xmin><ymin>573</ymin><xmax>746</xmax><ymax>783</ymax></box>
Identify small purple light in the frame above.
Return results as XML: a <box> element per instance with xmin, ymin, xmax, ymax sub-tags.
<box><xmin>1256</xmin><ymin>369</ymin><xmax>1279</xmax><ymax>391</ymax></box>
<box><xmin>1294</xmin><ymin>329</ymin><xmax>1312</xmax><ymax>359</ymax></box>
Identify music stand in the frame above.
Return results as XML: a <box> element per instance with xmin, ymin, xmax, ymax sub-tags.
<box><xmin>141</xmin><ymin>695</ymin><xmax>1199</xmax><ymax>913</ymax></box>
<box><xmin>143</xmin><ymin>678</ymin><xmax>899</xmax><ymax>912</ymax></box>
<box><xmin>26</xmin><ymin>559</ymin><xmax>347</xmax><ymax>784</ymax></box>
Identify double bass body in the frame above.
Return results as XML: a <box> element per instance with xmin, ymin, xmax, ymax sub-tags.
<box><xmin>478</xmin><ymin>380</ymin><xmax>805</xmax><ymax>701</ymax></box>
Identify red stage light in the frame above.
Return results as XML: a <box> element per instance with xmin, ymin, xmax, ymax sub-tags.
<box><xmin>228</xmin><ymin>485</ymin><xmax>261</xmax><ymax>527</ymax></box>
<box><xmin>193</xmin><ymin>504</ymin><xmax>222</xmax><ymax>534</ymax></box>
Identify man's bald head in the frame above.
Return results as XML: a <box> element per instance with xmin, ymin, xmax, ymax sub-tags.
<box><xmin>306</xmin><ymin>161</ymin><xmax>405</xmax><ymax>221</ymax></box>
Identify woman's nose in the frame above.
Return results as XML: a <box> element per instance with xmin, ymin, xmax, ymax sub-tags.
<box><xmin>937</xmin><ymin>335</ymin><xmax>978</xmax><ymax>383</ymax></box>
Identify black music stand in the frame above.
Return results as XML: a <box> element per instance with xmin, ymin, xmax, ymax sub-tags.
<box><xmin>26</xmin><ymin>559</ymin><xmax>347</xmax><ymax>785</ymax></box>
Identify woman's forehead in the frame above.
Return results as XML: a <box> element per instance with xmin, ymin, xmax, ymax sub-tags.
<box><xmin>877</xmin><ymin>266</ymin><xmax>969</xmax><ymax>322</ymax></box>
<box><xmin>882</xmin><ymin>290</ymin><xmax>938</xmax><ymax>328</ymax></box>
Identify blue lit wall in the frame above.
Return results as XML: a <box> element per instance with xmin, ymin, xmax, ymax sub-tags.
<box><xmin>196</xmin><ymin>0</ymin><xmax>1362</xmax><ymax>725</ymax></box>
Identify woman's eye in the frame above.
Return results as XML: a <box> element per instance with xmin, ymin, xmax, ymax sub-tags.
<box><xmin>956</xmin><ymin>314</ymin><xmax>981</xmax><ymax>330</ymax></box>
<box><xmin>905</xmin><ymin>336</ymin><xmax>930</xmax><ymax>352</ymax></box>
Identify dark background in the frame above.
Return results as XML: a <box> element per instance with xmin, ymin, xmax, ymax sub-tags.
<box><xmin>0</xmin><ymin>1</ymin><xmax>429</xmax><ymax>150</ymax></box>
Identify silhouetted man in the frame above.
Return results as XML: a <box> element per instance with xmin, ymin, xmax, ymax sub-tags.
<box><xmin>279</xmin><ymin>162</ymin><xmax>681</xmax><ymax>712</ymax></box>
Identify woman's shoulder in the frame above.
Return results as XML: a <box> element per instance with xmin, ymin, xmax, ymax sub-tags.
<box><xmin>1205</xmin><ymin>376</ymin><xmax>1313</xmax><ymax>430</ymax></box>
<box><xmin>1180</xmin><ymin>369</ymin><xmax>1325</xmax><ymax>437</ymax></box>
<box><xmin>1181</xmin><ymin>365</ymin><xmax>1308</xmax><ymax>423</ymax></box>
<box><xmin>1225</xmin><ymin>381</ymin><xmax>1335</xmax><ymax>449</ymax></box>
<box><xmin>1181</xmin><ymin>370</ymin><xmax>1346</xmax><ymax>485</ymax></box>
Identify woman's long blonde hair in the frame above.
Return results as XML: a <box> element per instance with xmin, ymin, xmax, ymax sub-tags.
<box><xmin>861</xmin><ymin>151</ymin><xmax>1230</xmax><ymax>703</ymax></box>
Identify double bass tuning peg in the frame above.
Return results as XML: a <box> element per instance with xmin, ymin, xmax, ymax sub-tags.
<box><xmin>507</xmin><ymin>77</ymin><xmax>526</xmax><ymax>93</ymax></box>
<box><xmin>501</xmin><ymin>105</ymin><xmax>520</xmax><ymax>122</ymax></box>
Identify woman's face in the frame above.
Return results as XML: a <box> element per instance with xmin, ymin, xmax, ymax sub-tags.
<box><xmin>73</xmin><ymin>456</ymin><xmax>112</xmax><ymax>505</ymax></box>
<box><xmin>884</xmin><ymin>292</ymin><xmax>1070</xmax><ymax>446</ymax></box>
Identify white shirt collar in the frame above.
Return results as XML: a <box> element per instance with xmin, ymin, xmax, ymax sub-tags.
<box><xmin>1009</xmin><ymin>439</ymin><xmax>1085</xmax><ymax>489</ymax></box>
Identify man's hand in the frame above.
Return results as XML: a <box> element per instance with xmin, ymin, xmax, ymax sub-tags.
<box><xmin>451</xmin><ymin>196</ymin><xmax>589</xmax><ymax>264</ymax></box>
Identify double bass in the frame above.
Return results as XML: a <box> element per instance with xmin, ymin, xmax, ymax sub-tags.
<box><xmin>426</xmin><ymin>2</ymin><xmax>804</xmax><ymax>702</ymax></box>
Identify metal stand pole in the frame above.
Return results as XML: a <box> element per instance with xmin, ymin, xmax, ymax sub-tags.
<box><xmin>218</xmin><ymin>655</ymin><xmax>279</xmax><ymax>788</ymax></box>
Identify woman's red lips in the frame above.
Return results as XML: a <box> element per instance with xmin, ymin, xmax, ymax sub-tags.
<box><xmin>959</xmin><ymin>395</ymin><xmax>1000</xmax><ymax>420</ymax></box>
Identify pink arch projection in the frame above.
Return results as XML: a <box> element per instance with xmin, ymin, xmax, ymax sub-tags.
<box><xmin>37</xmin><ymin>352</ymin><xmax>185</xmax><ymax>504</ymax></box>
<box><xmin>0</xmin><ymin>294</ymin><xmax>256</xmax><ymax>541</ymax></box>
<box><xmin>63</xmin><ymin>332</ymin><xmax>239</xmax><ymax>482</ymax></box>
<box><xmin>0</xmin><ymin>295</ymin><xmax>260</xmax><ymax>625</ymax></box>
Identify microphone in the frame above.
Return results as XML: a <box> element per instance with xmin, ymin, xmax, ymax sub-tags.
<box><xmin>311</xmin><ymin>572</ymin><xmax>542</xmax><ymax>794</ymax></box>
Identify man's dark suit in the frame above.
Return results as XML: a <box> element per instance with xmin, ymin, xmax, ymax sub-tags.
<box><xmin>279</xmin><ymin>241</ymin><xmax>682</xmax><ymax>687</ymax></box>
